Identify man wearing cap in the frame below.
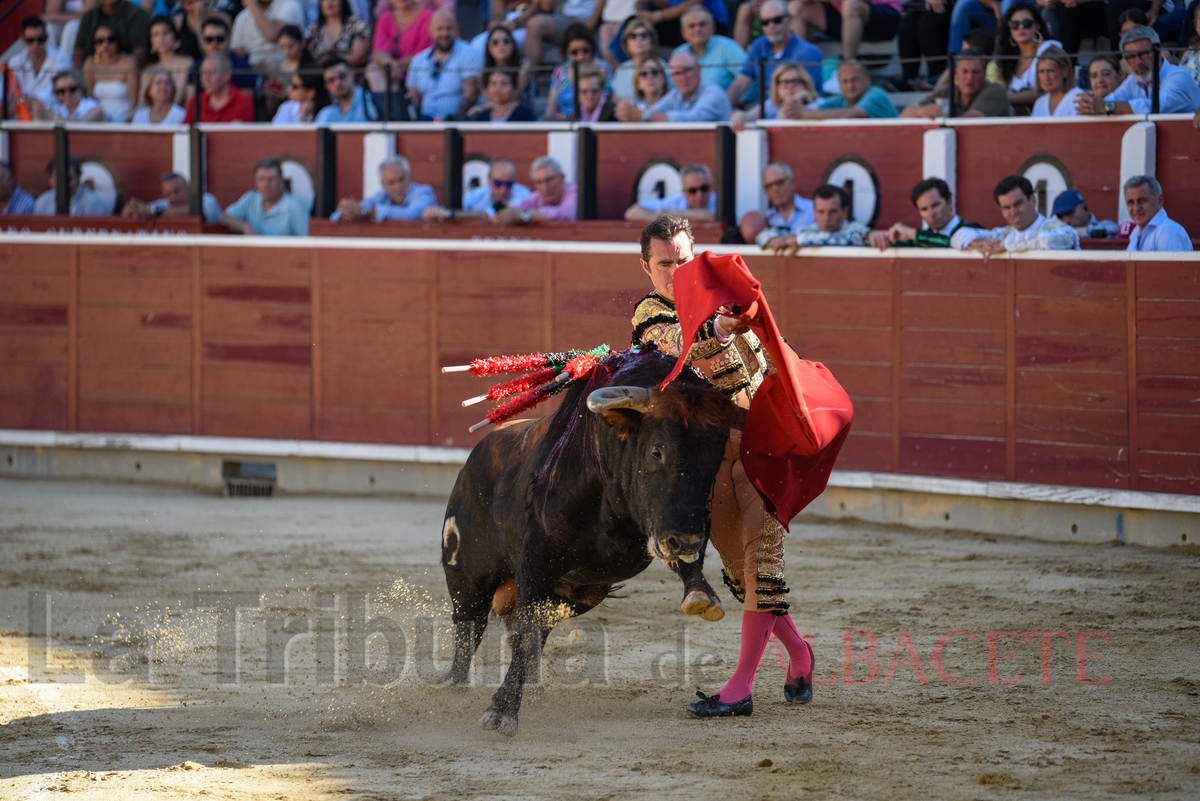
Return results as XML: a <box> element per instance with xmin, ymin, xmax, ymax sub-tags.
<box><xmin>1053</xmin><ymin>190</ymin><xmax>1118</xmax><ymax>239</ymax></box>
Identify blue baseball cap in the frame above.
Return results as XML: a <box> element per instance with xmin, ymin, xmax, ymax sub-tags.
<box><xmin>1052</xmin><ymin>190</ymin><xmax>1085</xmax><ymax>216</ymax></box>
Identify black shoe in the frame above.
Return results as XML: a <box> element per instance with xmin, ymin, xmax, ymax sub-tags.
<box><xmin>687</xmin><ymin>690</ymin><xmax>752</xmax><ymax>718</ymax></box>
<box><xmin>784</xmin><ymin>639</ymin><xmax>815</xmax><ymax>705</ymax></box>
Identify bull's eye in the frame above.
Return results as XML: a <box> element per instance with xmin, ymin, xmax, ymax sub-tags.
<box><xmin>650</xmin><ymin>445</ymin><xmax>664</xmax><ymax>461</ymax></box>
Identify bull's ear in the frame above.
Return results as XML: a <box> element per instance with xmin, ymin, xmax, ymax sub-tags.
<box><xmin>589</xmin><ymin>387</ymin><xmax>653</xmax><ymax>440</ymax></box>
<box><xmin>599</xmin><ymin>409</ymin><xmax>642</xmax><ymax>439</ymax></box>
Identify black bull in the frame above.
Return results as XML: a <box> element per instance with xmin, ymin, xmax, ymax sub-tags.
<box><xmin>440</xmin><ymin>348</ymin><xmax>737</xmax><ymax>734</ymax></box>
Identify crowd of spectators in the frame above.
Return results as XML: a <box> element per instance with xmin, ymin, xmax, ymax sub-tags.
<box><xmin>6</xmin><ymin>0</ymin><xmax>1200</xmax><ymax>125</ymax></box>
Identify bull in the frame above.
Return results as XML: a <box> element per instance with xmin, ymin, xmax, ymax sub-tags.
<box><xmin>441</xmin><ymin>347</ymin><xmax>737</xmax><ymax>734</ymax></box>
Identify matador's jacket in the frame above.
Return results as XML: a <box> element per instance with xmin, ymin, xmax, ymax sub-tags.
<box><xmin>630</xmin><ymin>291</ymin><xmax>790</xmax><ymax>611</ymax></box>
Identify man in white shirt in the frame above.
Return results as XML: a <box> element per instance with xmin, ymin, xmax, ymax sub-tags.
<box><xmin>1124</xmin><ymin>175</ymin><xmax>1193</xmax><ymax>253</ymax></box>
<box><xmin>738</xmin><ymin>161</ymin><xmax>815</xmax><ymax>244</ymax></box>
<box><xmin>231</xmin><ymin>0</ymin><xmax>305</xmax><ymax>68</ymax></box>
<box><xmin>423</xmin><ymin>158</ymin><xmax>532</xmax><ymax>221</ymax></box>
<box><xmin>624</xmin><ymin>163</ymin><xmax>716</xmax><ymax>222</ymax></box>
<box><xmin>33</xmin><ymin>158</ymin><xmax>110</xmax><ymax>216</ymax></box>
<box><xmin>7</xmin><ymin>17</ymin><xmax>72</xmax><ymax>107</ymax></box>
<box><xmin>867</xmin><ymin>177</ymin><xmax>983</xmax><ymax>249</ymax></box>
<box><xmin>953</xmin><ymin>175</ymin><xmax>1080</xmax><ymax>253</ymax></box>
<box><xmin>122</xmin><ymin>173</ymin><xmax>223</xmax><ymax>224</ymax></box>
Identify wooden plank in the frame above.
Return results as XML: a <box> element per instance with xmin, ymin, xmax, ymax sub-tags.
<box><xmin>899</xmin><ymin>364</ymin><xmax>1005</xmax><ymax>402</ymax></box>
<box><xmin>900</xmin><ymin>258</ymin><xmax>1006</xmax><ymax>294</ymax></box>
<box><xmin>201</xmin><ymin>247</ymin><xmax>314</xmax><ymax>281</ymax></box>
<box><xmin>428</xmin><ymin>251</ymin><xmax>440</xmax><ymax>447</ymax></box>
<box><xmin>1005</xmin><ymin>259</ymin><xmax>1016</xmax><ymax>480</ymax></box>
<box><xmin>79</xmin><ymin>275</ymin><xmax>193</xmax><ymax>308</ymax></box>
<box><xmin>321</xmin><ymin>343</ymin><xmax>429</xmax><ymax>377</ymax></box>
<box><xmin>78</xmin><ymin>307</ymin><xmax>192</xmax><ymax>339</ymax></box>
<box><xmin>318</xmin><ymin>408</ymin><xmax>433</xmax><ymax>446</ymax></box>
<box><xmin>439</xmin><ymin>317</ymin><xmax>544</xmax><ymax>351</ymax></box>
<box><xmin>1137</xmin><ymin>413</ymin><xmax>1200</xmax><ymax>454</ymax></box>
<box><xmin>891</xmin><ymin>259</ymin><xmax>901</xmax><ymax>472</ymax></box>
<box><xmin>1014</xmin><ymin>406</ymin><xmax>1130</xmax><ymax>447</ymax></box>
<box><xmin>78</xmin><ymin>366</ymin><xmax>191</xmax><ymax>402</ymax></box>
<box><xmin>321</xmin><ymin>374</ymin><xmax>431</xmax><ymax>409</ymax></box>
<box><xmin>200</xmin><ymin>303</ymin><xmax>312</xmax><ymax>343</ymax></box>
<box><xmin>1014</xmin><ymin>260</ymin><xmax>1126</xmax><ymax>299</ymax></box>
<box><xmin>1136</xmin><ymin>299</ymin><xmax>1200</xmax><ymax>338</ymax></box>
<box><xmin>1136</xmin><ymin>375</ymin><xmax>1200</xmax><ymax>415</ymax></box>
<box><xmin>0</xmin><ymin>333</ymin><xmax>68</xmax><ymax>365</ymax></box>
<box><xmin>322</xmin><ymin>311</ymin><xmax>431</xmax><ymax>345</ymax></box>
<box><xmin>1153</xmin><ymin>121</ymin><xmax>1200</xmax><ymax>234</ymax></box>
<box><xmin>553</xmin><ymin>315</ymin><xmax>642</xmax><ymax>350</ymax></box>
<box><xmin>544</xmin><ymin>252</ymin><xmax>554</xmax><ymax>351</ymax></box>
<box><xmin>439</xmin><ymin>285</ymin><xmax>546</xmax><ymax>318</ymax></box>
<box><xmin>1014</xmin><ymin>368</ymin><xmax>1128</xmax><ymax>409</ymax></box>
<box><xmin>554</xmin><ymin>253</ymin><xmax>651</xmax><ymax>290</ymax></box>
<box><xmin>201</xmin><ymin>402</ymin><xmax>312</xmax><ymax>439</ymax></box>
<box><xmin>311</xmin><ymin>249</ymin><xmax>322</xmax><ymax>441</ymax></box>
<box><xmin>0</xmin><ymin>364</ymin><xmax>68</xmax><ymax>396</ymax></box>
<box><xmin>835</xmin><ymin>431</ymin><xmax>892</xmax><ymax>472</ymax></box>
<box><xmin>900</xmin><ymin>399</ymin><xmax>1005</xmax><ymax>439</ymax></box>
<box><xmin>78</xmin><ymin>400</ymin><xmax>191</xmax><ymax>434</ymax></box>
<box><xmin>1015</xmin><ymin>296</ymin><xmax>1127</xmax><ymax>335</ymax></box>
<box><xmin>0</xmin><ymin>395</ymin><xmax>68</xmax><ymax>429</ymax></box>
<box><xmin>0</xmin><ymin>274</ymin><xmax>69</xmax><ymax>305</ymax></box>
<box><xmin>790</xmin><ymin>291</ymin><xmax>893</xmax><ymax>328</ymax></box>
<box><xmin>1015</xmin><ymin>333</ymin><xmax>1125</xmax><ymax>370</ymax></box>
<box><xmin>317</xmin><ymin>248</ymin><xmax>434</xmax><ymax>284</ymax></box>
<box><xmin>825</xmin><ymin>363</ymin><xmax>891</xmax><ymax>398</ymax></box>
<box><xmin>789</xmin><ymin>257</ymin><xmax>892</xmax><ymax>292</ymax></box>
<box><xmin>1015</xmin><ymin>442</ymin><xmax>1129</xmax><ymax>489</ymax></box>
<box><xmin>1135</xmin><ymin>263</ymin><xmax>1200</xmax><ymax>300</ymax></box>
<box><xmin>0</xmin><ymin>243</ymin><xmax>71</xmax><ymax>276</ymax></box>
<box><xmin>192</xmin><ymin>246</ymin><xmax>201</xmax><ymax>436</ymax></box>
<box><xmin>321</xmin><ymin>281</ymin><xmax>431</xmax><ymax>313</ymax></box>
<box><xmin>202</xmin><ymin>365</ymin><xmax>311</xmax><ymax>403</ymax></box>
<box><xmin>0</xmin><ymin>305</ymin><xmax>68</xmax><ymax>328</ymax></box>
<box><xmin>68</xmin><ymin>245</ymin><xmax>78</xmax><ymax>430</ymax></box>
<box><xmin>204</xmin><ymin>283</ymin><xmax>311</xmax><ymax>303</ymax></box>
<box><xmin>901</xmin><ymin>330</ymin><xmax>1005</xmax><ymax>367</ymax></box>
<box><xmin>1126</xmin><ymin>261</ymin><xmax>1138</xmax><ymax>491</ymax></box>
<box><xmin>846</xmin><ymin>398</ymin><xmax>891</xmax><ymax>434</ymax></box>
<box><xmin>901</xmin><ymin>293</ymin><xmax>1004</xmax><ymax>331</ymax></box>
<box><xmin>555</xmin><ymin>287</ymin><xmax>650</xmax><ymax>319</ymax></box>
<box><xmin>898</xmin><ymin>435</ymin><xmax>1006</xmax><ymax>480</ymax></box>
<box><xmin>437</xmin><ymin>251</ymin><xmax>546</xmax><ymax>287</ymax></box>
<box><xmin>1137</xmin><ymin>452</ymin><xmax>1200</xmax><ymax>495</ymax></box>
<box><xmin>1137</xmin><ymin>337</ymin><xmax>1200</xmax><ymax>375</ymax></box>
<box><xmin>201</xmin><ymin>343</ymin><xmax>312</xmax><ymax>367</ymax></box>
<box><xmin>77</xmin><ymin>337</ymin><xmax>191</xmax><ymax>367</ymax></box>
<box><xmin>79</xmin><ymin>244</ymin><xmax>192</xmax><ymax>277</ymax></box>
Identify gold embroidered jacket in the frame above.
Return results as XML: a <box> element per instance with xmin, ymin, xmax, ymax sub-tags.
<box><xmin>630</xmin><ymin>291</ymin><xmax>770</xmax><ymax>397</ymax></box>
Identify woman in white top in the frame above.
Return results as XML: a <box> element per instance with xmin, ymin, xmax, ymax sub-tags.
<box><xmin>132</xmin><ymin>68</ymin><xmax>187</xmax><ymax>124</ymax></box>
<box><xmin>35</xmin><ymin>69</ymin><xmax>106</xmax><ymax>120</ymax></box>
<box><xmin>1030</xmin><ymin>46</ymin><xmax>1083</xmax><ymax>117</ymax></box>
<box><xmin>611</xmin><ymin>20</ymin><xmax>668</xmax><ymax>100</ymax></box>
<box><xmin>82</xmin><ymin>23</ymin><xmax>137</xmax><ymax>121</ymax></box>
<box><xmin>272</xmin><ymin>71</ymin><xmax>331</xmax><ymax>123</ymax></box>
<box><xmin>995</xmin><ymin>2</ymin><xmax>1060</xmax><ymax>111</ymax></box>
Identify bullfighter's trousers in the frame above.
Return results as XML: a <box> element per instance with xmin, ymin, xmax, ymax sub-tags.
<box><xmin>708</xmin><ymin>428</ymin><xmax>789</xmax><ymax>612</ymax></box>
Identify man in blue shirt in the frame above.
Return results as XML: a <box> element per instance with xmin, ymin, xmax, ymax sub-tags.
<box><xmin>739</xmin><ymin>161</ymin><xmax>816</xmax><ymax>244</ymax></box>
<box><xmin>673</xmin><ymin>7</ymin><xmax>747</xmax><ymax>92</ymax></box>
<box><xmin>616</xmin><ymin>51</ymin><xmax>731</xmax><ymax>121</ymax></box>
<box><xmin>725</xmin><ymin>0</ymin><xmax>824</xmax><ymax>105</ymax></box>
<box><xmin>793</xmin><ymin>60</ymin><xmax>897</xmax><ymax>118</ymax></box>
<box><xmin>1075</xmin><ymin>26</ymin><xmax>1200</xmax><ymax>116</ymax></box>
<box><xmin>316</xmin><ymin>57</ymin><xmax>378</xmax><ymax>123</ymax></box>
<box><xmin>334</xmin><ymin>156</ymin><xmax>437</xmax><ymax>222</ymax></box>
<box><xmin>0</xmin><ymin>162</ymin><xmax>37</xmax><ymax>216</ymax></box>
<box><xmin>33</xmin><ymin>158</ymin><xmax>109</xmax><ymax>216</ymax></box>
<box><xmin>625</xmin><ymin>163</ymin><xmax>717</xmax><ymax>221</ymax></box>
<box><xmin>1124</xmin><ymin>175</ymin><xmax>1193</xmax><ymax>252</ymax></box>
<box><xmin>221</xmin><ymin>158</ymin><xmax>309</xmax><ymax>236</ymax></box>
<box><xmin>407</xmin><ymin>10</ymin><xmax>483</xmax><ymax>121</ymax></box>
<box><xmin>424</xmin><ymin>158</ymin><xmax>532</xmax><ymax>221</ymax></box>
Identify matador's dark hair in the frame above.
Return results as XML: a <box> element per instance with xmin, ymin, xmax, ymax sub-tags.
<box><xmin>640</xmin><ymin>214</ymin><xmax>694</xmax><ymax>262</ymax></box>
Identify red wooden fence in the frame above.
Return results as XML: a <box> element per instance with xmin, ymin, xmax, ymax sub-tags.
<box><xmin>0</xmin><ymin>238</ymin><xmax>1196</xmax><ymax>495</ymax></box>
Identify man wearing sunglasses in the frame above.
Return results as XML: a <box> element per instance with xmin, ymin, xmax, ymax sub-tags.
<box><xmin>1075</xmin><ymin>26</ymin><xmax>1200</xmax><ymax>115</ymax></box>
<box><xmin>200</xmin><ymin>18</ymin><xmax>257</xmax><ymax>90</ymax></box>
<box><xmin>625</xmin><ymin>163</ymin><xmax>717</xmax><ymax>222</ymax></box>
<box><xmin>725</xmin><ymin>0</ymin><xmax>823</xmax><ymax>105</ymax></box>
<box><xmin>425</xmin><ymin>159</ymin><xmax>532</xmax><ymax>221</ymax></box>
<box><xmin>73</xmin><ymin>0</ymin><xmax>150</xmax><ymax>69</ymax></box>
<box><xmin>8</xmin><ymin>17</ymin><xmax>72</xmax><ymax>109</ymax></box>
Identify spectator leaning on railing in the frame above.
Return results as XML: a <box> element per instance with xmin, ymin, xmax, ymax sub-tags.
<box><xmin>494</xmin><ymin>156</ymin><xmax>577</xmax><ymax>226</ymax></box>
<box><xmin>868</xmin><ymin>177</ymin><xmax>984</xmax><ymax>250</ymax></box>
<box><xmin>625</xmin><ymin>163</ymin><xmax>716</xmax><ymax>222</ymax></box>
<box><xmin>739</xmin><ymin>161</ymin><xmax>816</xmax><ymax>245</ymax></box>
<box><xmin>791</xmin><ymin>59</ymin><xmax>897</xmax><ymax>118</ymax></box>
<box><xmin>0</xmin><ymin>162</ymin><xmax>38</xmax><ymax>216</ymax></box>
<box><xmin>122</xmin><ymin>172</ymin><xmax>223</xmax><ymax>223</ymax></box>
<box><xmin>424</xmin><ymin>158</ymin><xmax>532</xmax><ymax>221</ymax></box>
<box><xmin>220</xmin><ymin>158</ymin><xmax>309</xmax><ymax>235</ymax></box>
<box><xmin>333</xmin><ymin>155</ymin><xmax>436</xmax><ymax>222</ymax></box>
<box><xmin>73</xmin><ymin>0</ymin><xmax>150</xmax><ymax>69</ymax></box>
<box><xmin>901</xmin><ymin>48</ymin><xmax>1009</xmax><ymax>117</ymax></box>
<box><xmin>1124</xmin><ymin>175</ymin><xmax>1194</xmax><ymax>252</ymax></box>
<box><xmin>758</xmin><ymin>184</ymin><xmax>870</xmax><ymax>254</ymax></box>
<box><xmin>1075</xmin><ymin>26</ymin><xmax>1200</xmax><ymax>115</ymax></box>
<box><xmin>33</xmin><ymin>157</ymin><xmax>110</xmax><ymax>216</ymax></box>
<box><xmin>726</xmin><ymin>0</ymin><xmax>824</xmax><ymax>106</ymax></box>
<box><xmin>407</xmin><ymin>10</ymin><xmax>483</xmax><ymax>121</ymax></box>
<box><xmin>8</xmin><ymin>16</ymin><xmax>72</xmax><ymax>108</ymax></box>
<box><xmin>185</xmin><ymin>53</ymin><xmax>256</xmax><ymax>122</ymax></box>
<box><xmin>952</xmin><ymin>175</ymin><xmax>1080</xmax><ymax>253</ymax></box>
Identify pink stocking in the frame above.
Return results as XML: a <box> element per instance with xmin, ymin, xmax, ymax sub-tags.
<box><xmin>772</xmin><ymin>612</ymin><xmax>813</xmax><ymax>680</ymax></box>
<box><xmin>716</xmin><ymin>610</ymin><xmax>777</xmax><ymax>701</ymax></box>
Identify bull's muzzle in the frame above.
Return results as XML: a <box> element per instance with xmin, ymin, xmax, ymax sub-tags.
<box><xmin>652</xmin><ymin>531</ymin><xmax>706</xmax><ymax>564</ymax></box>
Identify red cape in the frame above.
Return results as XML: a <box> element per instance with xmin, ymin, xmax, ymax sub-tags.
<box><xmin>661</xmin><ymin>252</ymin><xmax>854</xmax><ymax>528</ymax></box>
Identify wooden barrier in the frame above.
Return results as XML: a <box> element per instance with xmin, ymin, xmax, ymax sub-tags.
<box><xmin>0</xmin><ymin>216</ymin><xmax>204</xmax><ymax>235</ymax></box>
<box><xmin>308</xmin><ymin>219</ymin><xmax>727</xmax><ymax>242</ymax></box>
<box><xmin>1</xmin><ymin>236</ymin><xmax>1196</xmax><ymax>496</ymax></box>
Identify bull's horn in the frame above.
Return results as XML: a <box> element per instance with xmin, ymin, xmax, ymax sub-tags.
<box><xmin>586</xmin><ymin>386</ymin><xmax>655</xmax><ymax>414</ymax></box>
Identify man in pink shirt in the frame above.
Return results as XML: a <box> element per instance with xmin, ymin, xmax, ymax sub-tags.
<box><xmin>494</xmin><ymin>156</ymin><xmax>577</xmax><ymax>225</ymax></box>
<box><xmin>791</xmin><ymin>0</ymin><xmax>901</xmax><ymax>61</ymax></box>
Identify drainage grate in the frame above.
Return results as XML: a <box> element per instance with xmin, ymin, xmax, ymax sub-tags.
<box><xmin>222</xmin><ymin>460</ymin><xmax>277</xmax><ymax>498</ymax></box>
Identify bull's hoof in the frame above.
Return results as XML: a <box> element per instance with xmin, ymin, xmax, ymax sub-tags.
<box><xmin>681</xmin><ymin>590</ymin><xmax>725</xmax><ymax>622</ymax></box>
<box><xmin>479</xmin><ymin>706</ymin><xmax>518</xmax><ymax>735</ymax></box>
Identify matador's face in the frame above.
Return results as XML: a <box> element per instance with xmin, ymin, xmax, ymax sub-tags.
<box><xmin>640</xmin><ymin>231</ymin><xmax>694</xmax><ymax>302</ymax></box>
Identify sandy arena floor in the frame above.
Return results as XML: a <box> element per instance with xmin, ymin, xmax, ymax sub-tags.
<box><xmin>1</xmin><ymin>477</ymin><xmax>1198</xmax><ymax>800</ymax></box>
